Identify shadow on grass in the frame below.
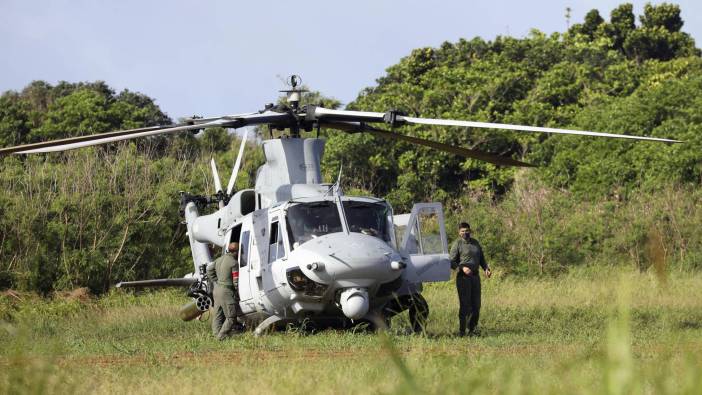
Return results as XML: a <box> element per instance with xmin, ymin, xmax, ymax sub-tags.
<box><xmin>677</xmin><ymin>320</ymin><xmax>702</xmax><ymax>330</ymax></box>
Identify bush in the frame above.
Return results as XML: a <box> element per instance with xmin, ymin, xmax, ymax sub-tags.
<box><xmin>445</xmin><ymin>179</ymin><xmax>702</xmax><ymax>276</ymax></box>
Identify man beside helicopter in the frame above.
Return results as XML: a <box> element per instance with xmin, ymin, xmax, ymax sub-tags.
<box><xmin>207</xmin><ymin>242</ymin><xmax>242</xmax><ymax>340</ymax></box>
<box><xmin>450</xmin><ymin>222</ymin><xmax>492</xmax><ymax>337</ymax></box>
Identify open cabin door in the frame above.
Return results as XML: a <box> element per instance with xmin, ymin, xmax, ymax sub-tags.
<box><xmin>226</xmin><ymin>221</ymin><xmax>257</xmax><ymax>315</ymax></box>
<box><xmin>395</xmin><ymin>203</ymin><xmax>450</xmax><ymax>284</ymax></box>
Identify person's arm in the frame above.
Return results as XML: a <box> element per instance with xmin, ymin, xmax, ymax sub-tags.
<box><xmin>478</xmin><ymin>243</ymin><xmax>489</xmax><ymax>271</ymax></box>
<box><xmin>206</xmin><ymin>261</ymin><xmax>217</xmax><ymax>283</ymax></box>
<box><xmin>478</xmin><ymin>243</ymin><xmax>491</xmax><ymax>278</ymax></box>
<box><xmin>226</xmin><ymin>256</ymin><xmax>238</xmax><ymax>278</ymax></box>
<box><xmin>449</xmin><ymin>241</ymin><xmax>459</xmax><ymax>270</ymax></box>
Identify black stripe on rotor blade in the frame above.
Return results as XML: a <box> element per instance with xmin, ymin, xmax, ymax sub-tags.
<box><xmin>312</xmin><ymin>106</ymin><xmax>386</xmax><ymax>123</ymax></box>
<box><xmin>321</xmin><ymin>121</ymin><xmax>535</xmax><ymax>168</ymax></box>
<box><xmin>368</xmin><ymin>128</ymin><xmax>535</xmax><ymax>167</ymax></box>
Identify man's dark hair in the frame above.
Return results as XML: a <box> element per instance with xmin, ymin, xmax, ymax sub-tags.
<box><xmin>458</xmin><ymin>222</ymin><xmax>471</xmax><ymax>230</ymax></box>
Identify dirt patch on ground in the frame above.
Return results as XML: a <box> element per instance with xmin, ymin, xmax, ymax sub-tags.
<box><xmin>4</xmin><ymin>341</ymin><xmax>701</xmax><ymax>370</ymax></box>
<box><xmin>54</xmin><ymin>349</ymin><xmax>363</xmax><ymax>368</ymax></box>
<box><xmin>1</xmin><ymin>290</ymin><xmax>32</xmax><ymax>302</ymax></box>
<box><xmin>49</xmin><ymin>343</ymin><xmax>605</xmax><ymax>368</ymax></box>
<box><xmin>2</xmin><ymin>288</ymin><xmax>93</xmax><ymax>305</ymax></box>
<box><xmin>54</xmin><ymin>287</ymin><xmax>92</xmax><ymax>302</ymax></box>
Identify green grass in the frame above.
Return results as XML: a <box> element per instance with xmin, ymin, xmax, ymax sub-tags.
<box><xmin>1</xmin><ymin>268</ymin><xmax>702</xmax><ymax>394</ymax></box>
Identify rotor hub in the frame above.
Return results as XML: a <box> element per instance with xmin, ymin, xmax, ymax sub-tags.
<box><xmin>279</xmin><ymin>74</ymin><xmax>308</xmax><ymax>112</ymax></box>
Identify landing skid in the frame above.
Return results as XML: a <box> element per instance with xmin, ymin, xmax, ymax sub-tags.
<box><xmin>253</xmin><ymin>315</ymin><xmax>284</xmax><ymax>337</ymax></box>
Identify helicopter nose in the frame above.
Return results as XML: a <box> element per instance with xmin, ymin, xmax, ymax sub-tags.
<box><xmin>291</xmin><ymin>232</ymin><xmax>403</xmax><ymax>286</ymax></box>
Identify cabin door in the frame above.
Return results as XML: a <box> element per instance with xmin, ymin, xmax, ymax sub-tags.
<box><xmin>236</xmin><ymin>223</ymin><xmax>256</xmax><ymax>314</ymax></box>
<box><xmin>397</xmin><ymin>203</ymin><xmax>450</xmax><ymax>283</ymax></box>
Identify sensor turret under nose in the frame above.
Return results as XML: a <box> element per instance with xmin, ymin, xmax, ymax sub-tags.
<box><xmin>339</xmin><ymin>287</ymin><xmax>369</xmax><ymax>320</ymax></box>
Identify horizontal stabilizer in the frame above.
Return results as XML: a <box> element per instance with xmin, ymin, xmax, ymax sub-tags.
<box><xmin>115</xmin><ymin>278</ymin><xmax>198</xmax><ymax>288</ymax></box>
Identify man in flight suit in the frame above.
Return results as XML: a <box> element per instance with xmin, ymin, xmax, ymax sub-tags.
<box><xmin>207</xmin><ymin>242</ymin><xmax>241</xmax><ymax>340</ymax></box>
<box><xmin>449</xmin><ymin>222</ymin><xmax>491</xmax><ymax>337</ymax></box>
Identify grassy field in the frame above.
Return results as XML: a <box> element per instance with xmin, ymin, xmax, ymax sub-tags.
<box><xmin>1</xmin><ymin>268</ymin><xmax>701</xmax><ymax>394</ymax></box>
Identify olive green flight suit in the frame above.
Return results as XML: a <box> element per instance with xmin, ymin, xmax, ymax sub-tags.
<box><xmin>207</xmin><ymin>253</ymin><xmax>240</xmax><ymax>340</ymax></box>
<box><xmin>450</xmin><ymin>237</ymin><xmax>490</xmax><ymax>335</ymax></box>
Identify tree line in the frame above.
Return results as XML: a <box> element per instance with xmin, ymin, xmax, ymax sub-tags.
<box><xmin>323</xmin><ymin>2</ymin><xmax>700</xmax><ymax>208</ymax></box>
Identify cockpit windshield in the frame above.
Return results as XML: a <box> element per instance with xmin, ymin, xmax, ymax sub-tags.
<box><xmin>286</xmin><ymin>201</ymin><xmax>342</xmax><ymax>248</ymax></box>
<box><xmin>343</xmin><ymin>201</ymin><xmax>391</xmax><ymax>242</ymax></box>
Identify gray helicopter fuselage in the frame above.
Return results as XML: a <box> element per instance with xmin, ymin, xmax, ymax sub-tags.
<box><xmin>184</xmin><ymin>137</ymin><xmax>450</xmax><ymax>331</ymax></box>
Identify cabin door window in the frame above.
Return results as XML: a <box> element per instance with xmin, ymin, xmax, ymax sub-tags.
<box><xmin>239</xmin><ymin>231</ymin><xmax>250</xmax><ymax>267</ymax></box>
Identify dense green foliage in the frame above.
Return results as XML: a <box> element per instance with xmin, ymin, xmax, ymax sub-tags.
<box><xmin>1</xmin><ymin>3</ymin><xmax>701</xmax><ymax>292</ymax></box>
<box><xmin>0</xmin><ymin>82</ymin><xmax>266</xmax><ymax>293</ymax></box>
<box><xmin>323</xmin><ymin>2</ymin><xmax>701</xmax><ymax>206</ymax></box>
<box><xmin>0</xmin><ymin>145</ymin><xmax>266</xmax><ymax>294</ymax></box>
<box><xmin>0</xmin><ymin>81</ymin><xmax>170</xmax><ymax>147</ymax></box>
<box><xmin>452</xmin><ymin>179</ymin><xmax>701</xmax><ymax>275</ymax></box>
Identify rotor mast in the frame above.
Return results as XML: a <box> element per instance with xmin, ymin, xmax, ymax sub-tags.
<box><xmin>277</xmin><ymin>75</ymin><xmax>309</xmax><ymax>138</ymax></box>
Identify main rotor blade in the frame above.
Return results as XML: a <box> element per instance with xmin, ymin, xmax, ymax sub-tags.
<box><xmin>312</xmin><ymin>107</ymin><xmax>682</xmax><ymax>143</ymax></box>
<box><xmin>312</xmin><ymin>107</ymin><xmax>386</xmax><ymax>123</ymax></box>
<box><xmin>1</xmin><ymin>111</ymin><xmax>293</xmax><ymax>155</ymax></box>
<box><xmin>12</xmin><ymin>119</ymin><xmax>234</xmax><ymax>154</ymax></box>
<box><xmin>402</xmin><ymin>116</ymin><xmax>682</xmax><ymax>143</ymax></box>
<box><xmin>226</xmin><ymin>128</ymin><xmax>248</xmax><ymax>196</ymax></box>
<box><xmin>0</xmin><ymin>124</ymin><xmax>172</xmax><ymax>156</ymax></box>
<box><xmin>183</xmin><ymin>112</ymin><xmax>257</xmax><ymax>124</ymax></box>
<box><xmin>115</xmin><ymin>278</ymin><xmax>198</xmax><ymax>288</ymax></box>
<box><xmin>321</xmin><ymin>121</ymin><xmax>535</xmax><ymax>167</ymax></box>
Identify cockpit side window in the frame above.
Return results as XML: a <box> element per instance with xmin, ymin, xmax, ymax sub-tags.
<box><xmin>343</xmin><ymin>201</ymin><xmax>391</xmax><ymax>242</ymax></box>
<box><xmin>276</xmin><ymin>223</ymin><xmax>284</xmax><ymax>260</ymax></box>
<box><xmin>286</xmin><ymin>202</ymin><xmax>342</xmax><ymax>249</ymax></box>
<box><xmin>268</xmin><ymin>221</ymin><xmax>285</xmax><ymax>263</ymax></box>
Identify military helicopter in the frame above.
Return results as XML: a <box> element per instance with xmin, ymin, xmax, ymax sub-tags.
<box><xmin>0</xmin><ymin>75</ymin><xmax>680</xmax><ymax>335</ymax></box>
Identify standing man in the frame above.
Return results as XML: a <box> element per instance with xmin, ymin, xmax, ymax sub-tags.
<box><xmin>449</xmin><ymin>222</ymin><xmax>491</xmax><ymax>337</ymax></box>
<box><xmin>207</xmin><ymin>242</ymin><xmax>241</xmax><ymax>340</ymax></box>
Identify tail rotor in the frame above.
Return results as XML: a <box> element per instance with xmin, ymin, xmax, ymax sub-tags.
<box><xmin>208</xmin><ymin>129</ymin><xmax>249</xmax><ymax>208</ymax></box>
<box><xmin>210</xmin><ymin>158</ymin><xmax>225</xmax><ymax>208</ymax></box>
<box><xmin>226</xmin><ymin>129</ymin><xmax>249</xmax><ymax>196</ymax></box>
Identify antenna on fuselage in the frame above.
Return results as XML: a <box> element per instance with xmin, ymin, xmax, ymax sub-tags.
<box><xmin>323</xmin><ymin>162</ymin><xmax>344</xmax><ymax>198</ymax></box>
<box><xmin>333</xmin><ymin>162</ymin><xmax>349</xmax><ymax>235</ymax></box>
<box><xmin>334</xmin><ymin>162</ymin><xmax>344</xmax><ymax>197</ymax></box>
